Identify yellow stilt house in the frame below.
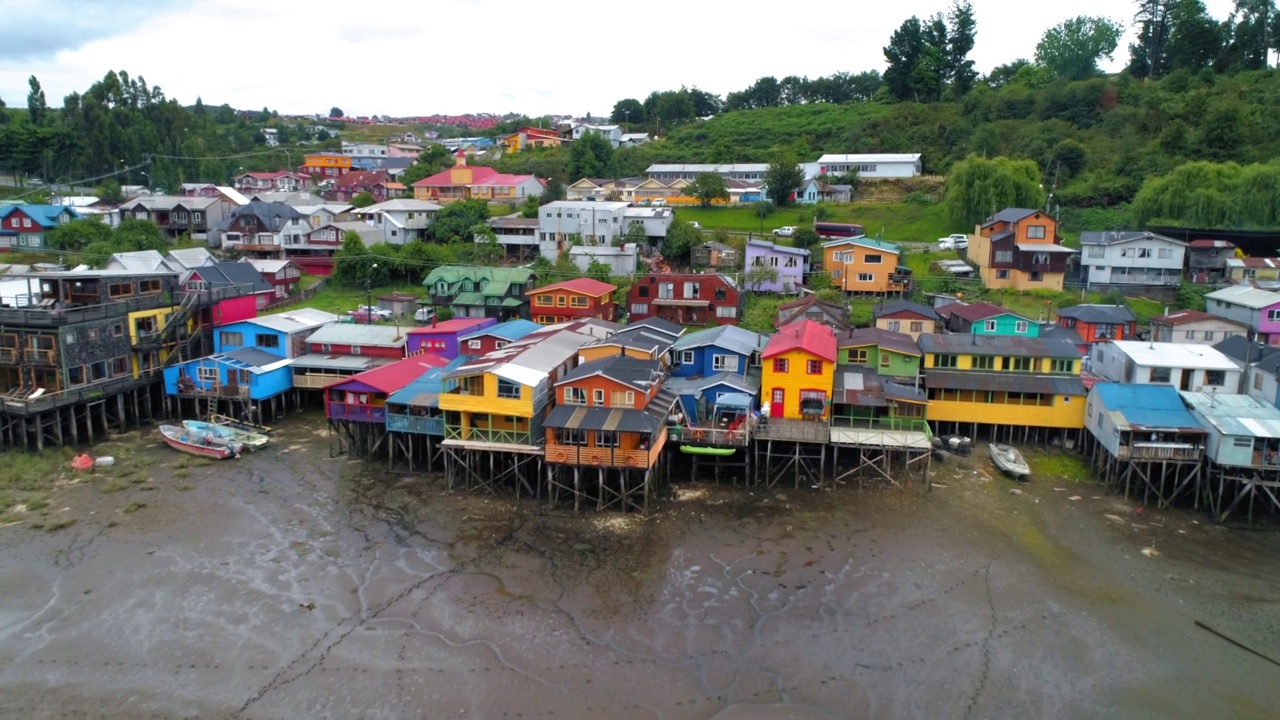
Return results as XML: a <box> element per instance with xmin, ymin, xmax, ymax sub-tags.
<box><xmin>761</xmin><ymin>319</ymin><xmax>837</xmax><ymax>421</ymax></box>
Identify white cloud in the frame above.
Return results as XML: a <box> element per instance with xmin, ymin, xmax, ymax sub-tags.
<box><xmin>0</xmin><ymin>0</ymin><xmax>1239</xmax><ymax>117</ymax></box>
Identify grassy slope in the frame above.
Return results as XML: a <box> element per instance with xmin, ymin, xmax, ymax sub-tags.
<box><xmin>676</xmin><ymin>201</ymin><xmax>957</xmax><ymax>241</ymax></box>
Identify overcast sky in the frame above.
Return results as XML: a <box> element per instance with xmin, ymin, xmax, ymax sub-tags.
<box><xmin>0</xmin><ymin>0</ymin><xmax>1237</xmax><ymax>119</ymax></box>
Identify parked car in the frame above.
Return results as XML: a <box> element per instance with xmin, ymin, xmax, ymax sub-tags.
<box><xmin>651</xmin><ymin>199</ymin><xmax>668</xmax><ymax>207</ymax></box>
<box><xmin>350</xmin><ymin>305</ymin><xmax>392</xmax><ymax>321</ymax></box>
<box><xmin>414</xmin><ymin>307</ymin><xmax>437</xmax><ymax>323</ymax></box>
<box><xmin>773</xmin><ymin>226</ymin><xmax>797</xmax><ymax>237</ymax></box>
<box><xmin>937</xmin><ymin>234</ymin><xmax>969</xmax><ymax>250</ymax></box>
<box><xmin>348</xmin><ymin>309</ymin><xmax>380</xmax><ymax>324</ymax></box>
<box><xmin>688</xmin><ymin>221</ymin><xmax>702</xmax><ymax>229</ymax></box>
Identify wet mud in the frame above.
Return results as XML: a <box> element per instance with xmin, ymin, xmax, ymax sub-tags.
<box><xmin>1</xmin><ymin>418</ymin><xmax>1278</xmax><ymax>719</ymax></box>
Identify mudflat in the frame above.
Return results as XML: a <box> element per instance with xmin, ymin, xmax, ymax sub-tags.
<box><xmin>1</xmin><ymin>417</ymin><xmax>1277</xmax><ymax>719</ymax></box>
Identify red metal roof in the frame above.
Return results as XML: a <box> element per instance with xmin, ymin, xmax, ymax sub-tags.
<box><xmin>334</xmin><ymin>170</ymin><xmax>388</xmax><ymax>188</ymax></box>
<box><xmin>1150</xmin><ymin>309</ymin><xmax>1247</xmax><ymax>327</ymax></box>
<box><xmin>1189</xmin><ymin>239</ymin><xmax>1236</xmax><ymax>248</ymax></box>
<box><xmin>948</xmin><ymin>301</ymin><xmax>1019</xmax><ymax>322</ymax></box>
<box><xmin>407</xmin><ymin>318</ymin><xmax>495</xmax><ymax>336</ymax></box>
<box><xmin>763</xmin><ymin>319</ymin><xmax>837</xmax><ymax>362</ymax></box>
<box><xmin>329</xmin><ymin>353</ymin><xmax>448</xmax><ymax>394</ymax></box>
<box><xmin>531</xmin><ymin>278</ymin><xmax>618</xmax><ymax>296</ymax></box>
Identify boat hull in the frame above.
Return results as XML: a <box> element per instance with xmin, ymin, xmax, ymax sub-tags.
<box><xmin>160</xmin><ymin>424</ymin><xmax>241</xmax><ymax>460</ymax></box>
<box><xmin>989</xmin><ymin>443</ymin><xmax>1030</xmax><ymax>478</ymax></box>
<box><xmin>679</xmin><ymin>445</ymin><xmax>736</xmax><ymax>456</ymax></box>
<box><xmin>183</xmin><ymin>420</ymin><xmax>270</xmax><ymax>451</ymax></box>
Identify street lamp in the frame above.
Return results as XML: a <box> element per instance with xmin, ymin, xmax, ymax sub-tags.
<box><xmin>365</xmin><ymin>262</ymin><xmax>378</xmax><ymax>323</ymax></box>
<box><xmin>622</xmin><ymin>109</ymin><xmax>629</xmax><ymax>134</ymax></box>
<box><xmin>139</xmin><ymin>171</ymin><xmax>152</xmax><ymax>195</ymax></box>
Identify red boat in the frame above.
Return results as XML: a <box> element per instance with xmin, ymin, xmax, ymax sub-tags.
<box><xmin>159</xmin><ymin>424</ymin><xmax>242</xmax><ymax>460</ymax></box>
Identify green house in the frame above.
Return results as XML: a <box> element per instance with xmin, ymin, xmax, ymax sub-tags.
<box><xmin>943</xmin><ymin>301</ymin><xmax>1039</xmax><ymax>337</ymax></box>
<box><xmin>423</xmin><ymin>266</ymin><xmax>537</xmax><ymax>321</ymax></box>
<box><xmin>836</xmin><ymin>327</ymin><xmax>922</xmax><ymax>379</ymax></box>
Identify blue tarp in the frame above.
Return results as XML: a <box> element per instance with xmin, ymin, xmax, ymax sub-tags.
<box><xmin>715</xmin><ymin>393</ymin><xmax>753</xmax><ymax>410</ymax></box>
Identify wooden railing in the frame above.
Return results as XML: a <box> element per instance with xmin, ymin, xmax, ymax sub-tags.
<box><xmin>831</xmin><ymin>416</ymin><xmax>933</xmax><ymax>439</ymax></box>
<box><xmin>1127</xmin><ymin>443</ymin><xmax>1202</xmax><ymax>461</ymax></box>
<box><xmin>327</xmin><ymin>401</ymin><xmax>385</xmax><ymax>423</ymax></box>
<box><xmin>0</xmin><ymin>347</ymin><xmax>15</xmax><ymax>363</ymax></box>
<box><xmin>292</xmin><ymin>373</ymin><xmax>348</xmax><ymax>389</ymax></box>
<box><xmin>386</xmin><ymin>412</ymin><xmax>445</xmax><ymax>436</ymax></box>
<box><xmin>443</xmin><ymin>424</ymin><xmax>534</xmax><ymax>445</ymax></box>
<box><xmin>544</xmin><ymin>434</ymin><xmax>666</xmax><ymax>469</ymax></box>
<box><xmin>668</xmin><ymin>424</ymin><xmax>752</xmax><ymax>447</ymax></box>
<box><xmin>178</xmin><ymin>384</ymin><xmax>250</xmax><ymax>399</ymax></box>
<box><xmin>23</xmin><ymin>349</ymin><xmax>56</xmax><ymax>364</ymax></box>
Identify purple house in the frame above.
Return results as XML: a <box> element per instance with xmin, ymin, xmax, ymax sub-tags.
<box><xmin>1206</xmin><ymin>285</ymin><xmax>1280</xmax><ymax>346</ymax></box>
<box><xmin>745</xmin><ymin>239</ymin><xmax>810</xmax><ymax>294</ymax></box>
<box><xmin>405</xmin><ymin>317</ymin><xmax>497</xmax><ymax>359</ymax></box>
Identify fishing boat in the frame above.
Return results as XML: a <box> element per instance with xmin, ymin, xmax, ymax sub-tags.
<box><xmin>159</xmin><ymin>424</ymin><xmax>243</xmax><ymax>460</ymax></box>
<box><xmin>183</xmin><ymin>419</ymin><xmax>271</xmax><ymax>452</ymax></box>
<box><xmin>989</xmin><ymin>443</ymin><xmax>1030</xmax><ymax>480</ymax></box>
<box><xmin>679</xmin><ymin>445</ymin><xmax>736</xmax><ymax>456</ymax></box>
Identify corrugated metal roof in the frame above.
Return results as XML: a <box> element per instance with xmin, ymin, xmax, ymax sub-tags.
<box><xmin>1205</xmin><ymin>284</ymin><xmax>1280</xmax><ymax>309</ymax></box>
<box><xmin>1056</xmin><ymin>304</ymin><xmax>1136</xmax><ymax>324</ymax></box>
<box><xmin>664</xmin><ymin>372</ymin><xmax>758</xmax><ymax>398</ymax></box>
<box><xmin>836</xmin><ymin>327</ymin><xmax>921</xmax><ymax>357</ymax></box>
<box><xmin>245</xmin><ymin>308</ymin><xmax>342</xmax><ymax>334</ymax></box>
<box><xmin>925</xmin><ymin>370</ymin><xmax>1086</xmax><ymax>396</ymax></box>
<box><xmin>918</xmin><ymin>334</ymin><xmax>1080</xmax><ymax>359</ymax></box>
<box><xmin>1108</xmin><ymin>341</ymin><xmax>1238</xmax><ymax>370</ymax></box>
<box><xmin>305</xmin><ymin>323</ymin><xmax>407</xmax><ymax>347</ymax></box>
<box><xmin>460</xmin><ymin>319</ymin><xmax>541</xmax><ymax>342</ymax></box>
<box><xmin>671</xmin><ymin>325</ymin><xmax>767</xmax><ymax>356</ymax></box>
<box><xmin>1092</xmin><ymin>383</ymin><xmax>1202</xmax><ymax>431</ymax></box>
<box><xmin>290</xmin><ymin>353</ymin><xmax>382</xmax><ymax>371</ymax></box>
<box><xmin>1181</xmin><ymin>391</ymin><xmax>1280</xmax><ymax>438</ymax></box>
<box><xmin>386</xmin><ymin>356</ymin><xmax>469</xmax><ymax>407</ymax></box>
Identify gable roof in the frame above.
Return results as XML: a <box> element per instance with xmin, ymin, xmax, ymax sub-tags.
<box><xmin>584</xmin><ymin>328</ymin><xmax>675</xmax><ymax>355</ymax></box>
<box><xmin>821</xmin><ymin>236</ymin><xmax>901</xmax><ymax>255</ymax></box>
<box><xmin>873</xmin><ymin>299</ymin><xmax>938</xmax><ymax>321</ymax></box>
<box><xmin>1079</xmin><ymin>230</ymin><xmax>1185</xmax><ymax>247</ymax></box>
<box><xmin>240</xmin><ymin>308</ymin><xmax>341</xmax><ymax>334</ymax></box>
<box><xmin>746</xmin><ymin>238</ymin><xmax>811</xmax><ymax>257</ymax></box>
<box><xmin>166</xmin><ymin>247</ymin><xmax>215</xmax><ymax>270</ymax></box>
<box><xmin>530</xmin><ymin>277</ymin><xmax>617</xmax><ymax>297</ymax></box>
<box><xmin>763</xmin><ymin>319</ymin><xmax>837</xmax><ymax>362</ymax></box>
<box><xmin>1056</xmin><ymin>304</ymin><xmax>1137</xmax><ymax>324</ymax></box>
<box><xmin>918</xmin><ymin>334</ymin><xmax>1080</xmax><ymax>359</ymax></box>
<box><xmin>556</xmin><ymin>355</ymin><xmax>663</xmax><ymax>391</ymax></box>
<box><xmin>0</xmin><ymin>204</ymin><xmax>81</xmax><ymax>228</ymax></box>
<box><xmin>836</xmin><ymin>327</ymin><xmax>921</xmax><ymax>357</ymax></box>
<box><xmin>423</xmin><ymin>265</ymin><xmax>536</xmax><ymax>287</ymax></box>
<box><xmin>1092</xmin><ymin>383</ymin><xmax>1204</xmax><ymax>431</ymax></box>
<box><xmin>386</xmin><ymin>356</ymin><xmax>470</xmax><ymax>407</ymax></box>
<box><xmin>407</xmin><ymin>318</ymin><xmax>495</xmax><ymax>336</ymax></box>
<box><xmin>460</xmin><ymin>319</ymin><xmax>541</xmax><ymax>343</ymax></box>
<box><xmin>1205</xmin><ymin>284</ymin><xmax>1280</xmax><ymax>309</ymax></box>
<box><xmin>1213</xmin><ymin>335</ymin><xmax>1280</xmax><ymax>365</ymax></box>
<box><xmin>948</xmin><ymin>302</ymin><xmax>1023</xmax><ymax>323</ymax></box>
<box><xmin>219</xmin><ymin>200</ymin><xmax>306</xmax><ymax>231</ymax></box>
<box><xmin>1151</xmin><ymin>310</ymin><xmax>1248</xmax><ymax>328</ymax></box>
<box><xmin>306</xmin><ymin>323</ymin><xmax>408</xmax><ymax>347</ymax></box>
<box><xmin>1225</xmin><ymin>257</ymin><xmax>1280</xmax><ymax>269</ymax></box>
<box><xmin>447</xmin><ymin>326</ymin><xmax>599</xmax><ymax>386</ymax></box>
<box><xmin>222</xmin><ymin>346</ymin><xmax>289</xmax><ymax>370</ymax></box>
<box><xmin>987</xmin><ymin>208</ymin><xmax>1043</xmax><ymax>224</ymax></box>
<box><xmin>1108</xmin><ymin>340</ymin><xmax>1238</xmax><ymax>370</ymax></box>
<box><xmin>671</xmin><ymin>324</ymin><xmax>767</xmax><ymax>356</ymax></box>
<box><xmin>333</xmin><ymin>170</ymin><xmax>387</xmax><ymax>188</ymax></box>
<box><xmin>329</xmin><ymin>353</ymin><xmax>449</xmax><ymax>394</ymax></box>
<box><xmin>186</xmin><ymin>261</ymin><xmax>273</xmax><ymax>294</ymax></box>
<box><xmin>244</xmin><ymin>258</ymin><xmax>299</xmax><ymax>275</ymax></box>
<box><xmin>104</xmin><ymin>250</ymin><xmax>173</xmax><ymax>273</ymax></box>
<box><xmin>624</xmin><ymin>316</ymin><xmax>686</xmax><ymax>339</ymax></box>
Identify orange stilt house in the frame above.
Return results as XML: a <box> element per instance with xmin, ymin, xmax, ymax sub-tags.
<box><xmin>543</xmin><ymin>355</ymin><xmax>677</xmax><ymax>512</ymax></box>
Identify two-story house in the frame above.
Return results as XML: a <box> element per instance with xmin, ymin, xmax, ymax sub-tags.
<box><xmin>577</xmin><ymin>319</ymin><xmax>680</xmax><ymax>367</ymax></box>
<box><xmin>1187</xmin><ymin>239</ymin><xmax>1237</xmax><ymax>284</ymax></box>
<box><xmin>325</xmin><ymin>170</ymin><xmax>395</xmax><ymax>203</ymax></box>
<box><xmin>351</xmin><ymin>199</ymin><xmax>441</xmax><ymax>245</ymax></box>
<box><xmin>240</xmin><ymin>258</ymin><xmax>303</xmax><ymax>300</ymax></box>
<box><xmin>774</xmin><ymin>295</ymin><xmax>850</xmax><ymax>331</ymax></box>
<box><xmin>544</xmin><ymin>355</ymin><xmax>677</xmax><ymax>474</ymax></box>
<box><xmin>761</xmin><ymin>319</ymin><xmax>838</xmax><ymax>421</ymax></box>
<box><xmin>1225</xmin><ymin>257</ymin><xmax>1280</xmax><ymax>284</ymax></box>
<box><xmin>1090</xmin><ymin>340</ymin><xmax>1240</xmax><ymax>393</ymax></box>
<box><xmin>1085</xmin><ymin>383</ymin><xmax>1206</xmax><ymax>465</ymax></box>
<box><xmin>1150</xmin><ymin>310</ymin><xmax>1249</xmax><ymax>345</ymax></box>
<box><xmin>1215</xmin><ymin>336</ymin><xmax>1280</xmax><ymax>409</ymax></box>
<box><xmin>502</xmin><ymin>126</ymin><xmax>562</xmax><ymax>153</ymax></box>
<box><xmin>216</xmin><ymin>201</ymin><xmax>309</xmax><ymax>257</ymax></box>
<box><xmin>745</xmin><ymin>239</ymin><xmax>809</xmax><ymax>294</ymax></box>
<box><xmin>182</xmin><ymin>261</ymin><xmax>276</xmax><ymax>310</ymax></box>
<box><xmin>213</xmin><ymin>308</ymin><xmax>339</xmax><ymax>359</ymax></box>
<box><xmin>298</xmin><ymin>153</ymin><xmax>352</xmax><ymax>180</ymax></box>
<box><xmin>1205</xmin><ymin>285</ymin><xmax>1280</xmax><ymax>345</ymax></box>
<box><xmin>0</xmin><ymin>205</ymin><xmax>82</xmax><ymax>250</ymax></box>
<box><xmin>528</xmin><ymin>278</ymin><xmax>618</xmax><ymax>325</ymax></box>
<box><xmin>822</xmin><ymin>237</ymin><xmax>911</xmax><ymax>296</ymax></box>
<box><xmin>116</xmin><ymin>197</ymin><xmax>226</xmax><ymax>241</ymax></box>
<box><xmin>836</xmin><ymin>327</ymin><xmax>922</xmax><ymax>380</ymax></box>
<box><xmin>406</xmin><ymin>317</ymin><xmax>497</xmax><ymax>359</ymax></box>
<box><xmin>423</xmin><ymin>266</ymin><xmax>537</xmax><ymax>320</ymax></box>
<box><xmin>412</xmin><ymin>151</ymin><xmax>542</xmax><ymax>204</ymax></box>
<box><xmin>458</xmin><ymin>319</ymin><xmax>542</xmax><ymax>356</ymax></box>
<box><xmin>918</xmin><ymin>334</ymin><xmax>1086</xmax><ymax>435</ymax></box>
<box><xmin>292</xmin><ymin>324</ymin><xmax>409</xmax><ymax>391</ymax></box>
<box><xmin>969</xmin><ymin>208</ymin><xmax>1076</xmax><ymax>291</ymax></box>
<box><xmin>325</xmin><ymin>353</ymin><xmax>449</xmax><ymax>426</ymax></box>
<box><xmin>626</xmin><ymin>273</ymin><xmax>742</xmax><ymax>327</ymax></box>
<box><xmin>692</xmin><ymin>241</ymin><xmax>741</xmax><ymax>272</ymax></box>
<box><xmin>668</xmin><ymin>325</ymin><xmax>766</xmax><ymax>424</ymax></box>
<box><xmin>384</xmin><ymin>355</ymin><xmax>469</xmax><ymax>457</ymax></box>
<box><xmin>1079</xmin><ymin>231</ymin><xmax>1186</xmax><ymax>288</ymax></box>
<box><xmin>941</xmin><ymin>302</ymin><xmax>1039</xmax><ymax>337</ymax></box>
<box><xmin>232</xmin><ymin>171</ymin><xmax>310</xmax><ymax>194</ymax></box>
<box><xmin>872</xmin><ymin>299</ymin><xmax>939</xmax><ymax>342</ymax></box>
<box><xmin>1055</xmin><ymin>304</ymin><xmax>1136</xmax><ymax>344</ymax></box>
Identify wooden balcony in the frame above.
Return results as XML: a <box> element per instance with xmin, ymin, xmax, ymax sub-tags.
<box><xmin>668</xmin><ymin>422</ymin><xmax>752</xmax><ymax>447</ymax></box>
<box><xmin>1123</xmin><ymin>442</ymin><xmax>1203</xmax><ymax>462</ymax></box>
<box><xmin>545</xmin><ymin>432</ymin><xmax>667</xmax><ymax>469</ymax></box>
<box><xmin>23</xmin><ymin>349</ymin><xmax>57</xmax><ymax>364</ymax></box>
<box><xmin>0</xmin><ymin>347</ymin><xmax>15</xmax><ymax>363</ymax></box>
<box><xmin>754</xmin><ymin>417</ymin><xmax>831</xmax><ymax>444</ymax></box>
<box><xmin>327</xmin><ymin>401</ymin><xmax>385</xmax><ymax>423</ymax></box>
<box><xmin>444</xmin><ymin>424</ymin><xmax>534</xmax><ymax>445</ymax></box>
<box><xmin>293</xmin><ymin>372</ymin><xmax>351</xmax><ymax>389</ymax></box>
<box><xmin>386</xmin><ymin>412</ymin><xmax>445</xmax><ymax>436</ymax></box>
<box><xmin>178</xmin><ymin>384</ymin><xmax>250</xmax><ymax>400</ymax></box>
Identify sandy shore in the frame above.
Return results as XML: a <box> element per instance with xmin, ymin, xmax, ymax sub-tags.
<box><xmin>0</xmin><ymin>416</ymin><xmax>1277</xmax><ymax>719</ymax></box>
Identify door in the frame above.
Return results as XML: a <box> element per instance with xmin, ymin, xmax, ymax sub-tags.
<box><xmin>1179</xmin><ymin>369</ymin><xmax>1192</xmax><ymax>391</ymax></box>
<box><xmin>771</xmin><ymin>388</ymin><xmax>784</xmax><ymax>418</ymax></box>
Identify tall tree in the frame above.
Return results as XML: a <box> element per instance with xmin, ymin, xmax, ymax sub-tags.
<box><xmin>568</xmin><ymin>130</ymin><xmax>614</xmax><ymax>180</ymax></box>
<box><xmin>329</xmin><ymin>106</ymin><xmax>344</xmax><ymax>118</ymax></box>
<box><xmin>1128</xmin><ymin>0</ymin><xmax>1175</xmax><ymax>79</ymax></box>
<box><xmin>26</xmin><ymin>76</ymin><xmax>48</xmax><ymax>126</ymax></box>
<box><xmin>1167</xmin><ymin>0</ymin><xmax>1224</xmax><ymax>71</ymax></box>
<box><xmin>884</xmin><ymin>17</ymin><xmax>928</xmax><ymax>101</ymax></box>
<box><xmin>764</xmin><ymin>156</ymin><xmax>804</xmax><ymax>207</ymax></box>
<box><xmin>1034</xmin><ymin>16</ymin><xmax>1126</xmax><ymax>81</ymax></box>
<box><xmin>946</xmin><ymin>1</ymin><xmax>979</xmax><ymax>96</ymax></box>
<box><xmin>610</xmin><ymin>98</ymin><xmax>646</xmax><ymax>126</ymax></box>
<box><xmin>683</xmin><ymin>172</ymin><xmax>730</xmax><ymax>208</ymax></box>
<box><xmin>943</xmin><ymin>155</ymin><xmax>1045</xmax><ymax>225</ymax></box>
<box><xmin>1222</xmin><ymin>0</ymin><xmax>1277</xmax><ymax>71</ymax></box>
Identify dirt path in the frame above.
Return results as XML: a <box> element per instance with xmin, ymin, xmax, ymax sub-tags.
<box><xmin>0</xmin><ymin>420</ymin><xmax>1277</xmax><ymax>719</ymax></box>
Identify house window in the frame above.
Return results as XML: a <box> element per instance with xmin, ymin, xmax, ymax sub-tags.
<box><xmin>1158</xmin><ymin>248</ymin><xmax>1172</xmax><ymax>259</ymax></box>
<box><xmin>996</xmin><ymin>270</ymin><xmax>1010</xmax><ymax>279</ymax></box>
<box><xmin>1205</xmin><ymin>370</ymin><xmax>1226</xmax><ymax>386</ymax></box>
<box><xmin>1032</xmin><ymin>252</ymin><xmax>1050</xmax><ymax>264</ymax></box>
<box><xmin>222</xmin><ymin>331</ymin><xmax>244</xmax><ymax>346</ymax></box>
<box><xmin>879</xmin><ymin>353</ymin><xmax>891</xmax><ymax>368</ymax></box>
<box><xmin>773</xmin><ymin>358</ymin><xmax>789</xmax><ymax>373</ymax></box>
<box><xmin>436</xmin><ymin>280</ymin><xmax>448</xmax><ymax>295</ymax></box>
<box><xmin>1010</xmin><ymin>357</ymin><xmax>1033</xmax><ymax>372</ymax></box>
<box><xmin>1184</xmin><ymin>330</ymin><xmax>1197</xmax><ymax>340</ymax></box>
<box><xmin>1029</xmin><ymin>271</ymin><xmax>1044</xmax><ymax>282</ymax></box>
<box><xmin>187</xmin><ymin>280</ymin><xmax>207</xmax><ymax>291</ymax></box>
<box><xmin>994</xmin><ymin>251</ymin><xmax>1013</xmax><ymax>263</ymax></box>
<box><xmin>495</xmin><ymin>341</ymin><xmax>508</xmax><ymax>349</ymax></box>
<box><xmin>1088</xmin><ymin>246</ymin><xmax>1105</xmax><ymax>258</ymax></box>
<box><xmin>556</xmin><ymin>296</ymin><xmax>567</xmax><ymax>307</ymax></box>
<box><xmin>887</xmin><ymin>320</ymin><xmax>901</xmax><ymax>332</ymax></box>
<box><xmin>865</xmin><ymin>254</ymin><xmax>882</xmax><ymax>264</ymax></box>
<box><xmin>592</xmin><ymin>388</ymin><xmax>605</xmax><ymax>406</ymax></box>
<box><xmin>610</xmin><ymin>390</ymin><xmax>636</xmax><ymax>406</ymax></box>
<box><xmin>806</xmin><ymin>360</ymin><xmax>823</xmax><ymax>375</ymax></box>
<box><xmin>1254</xmin><ymin>372</ymin><xmax>1264</xmax><ymax>391</ymax></box>
<box><xmin>595</xmin><ymin>431</ymin><xmax>619</xmax><ymax>448</ymax></box>
<box><xmin>856</xmin><ymin>273</ymin><xmax>874</xmax><ymax>283</ymax></box>
<box><xmin>197</xmin><ymin>367</ymin><xmax>218</xmax><ymax>382</ymax></box>
<box><xmin>1150</xmin><ymin>367</ymin><xmax>1172</xmax><ymax>383</ymax></box>
<box><xmin>1015</xmin><ymin>321</ymin><xmax>1029</xmax><ymax>334</ymax></box>
<box><xmin>934</xmin><ymin>354</ymin><xmax>958</xmax><ymax>369</ymax></box>
<box><xmin>984</xmin><ymin>320</ymin><xmax>997</xmax><ymax>332</ymax></box>
<box><xmin>256</xmin><ymin>334</ymin><xmax>280</xmax><ymax>349</ymax></box>
<box><xmin>715</xmin><ymin>305</ymin><xmax>737</xmax><ymax>318</ymax></box>
<box><xmin>849</xmin><ymin>349</ymin><xmax>868</xmax><ymax>364</ymax></box>
<box><xmin>1026</xmin><ymin>225</ymin><xmax>1046</xmax><ymax>239</ymax></box>
<box><xmin>1203</xmin><ymin>331</ymin><xmax>1215</xmax><ymax>341</ymax></box>
<box><xmin>1268</xmin><ymin>309</ymin><xmax>1280</xmax><ymax>323</ymax></box>
<box><xmin>496</xmin><ymin>379</ymin><xmax>521</xmax><ymax>399</ymax></box>
<box><xmin>536</xmin><ymin>295</ymin><xmax>553</xmax><ymax>306</ymax></box>
<box><xmin>712</xmin><ymin>354</ymin><xmax>739</xmax><ymax>372</ymax></box>
<box><xmin>468</xmin><ymin>340</ymin><xmax>482</xmax><ymax>350</ymax></box>
<box><xmin>108</xmin><ymin>282</ymin><xmax>133</xmax><ymax>298</ymax></box>
<box><xmin>570</xmin><ymin>296</ymin><xmax>588</xmax><ymax>308</ymax></box>
<box><xmin>909</xmin><ymin>321</ymin><xmax>923</xmax><ymax>333</ymax></box>
<box><xmin>679</xmin><ymin>350</ymin><xmax>695</xmax><ymax>366</ymax></box>
<box><xmin>1050</xmin><ymin>359</ymin><xmax>1074</xmax><ymax>373</ymax></box>
<box><xmin>563</xmin><ymin>387</ymin><xmax>587</xmax><ymax>405</ymax></box>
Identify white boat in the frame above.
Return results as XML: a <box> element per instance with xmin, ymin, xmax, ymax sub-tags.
<box><xmin>182</xmin><ymin>420</ymin><xmax>270</xmax><ymax>452</ymax></box>
<box><xmin>989</xmin><ymin>443</ymin><xmax>1030</xmax><ymax>480</ymax></box>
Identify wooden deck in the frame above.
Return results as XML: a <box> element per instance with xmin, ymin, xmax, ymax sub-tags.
<box><xmin>754</xmin><ymin>418</ymin><xmax>830</xmax><ymax>444</ymax></box>
<box><xmin>829</xmin><ymin>427</ymin><xmax>931</xmax><ymax>450</ymax></box>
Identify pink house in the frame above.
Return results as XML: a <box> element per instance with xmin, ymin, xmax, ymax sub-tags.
<box><xmin>406</xmin><ymin>317</ymin><xmax>497</xmax><ymax>359</ymax></box>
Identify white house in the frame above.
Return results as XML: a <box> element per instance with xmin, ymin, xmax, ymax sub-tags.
<box><xmin>535</xmin><ymin>201</ymin><xmax>673</xmax><ymax>259</ymax></box>
<box><xmin>568</xmin><ymin>245</ymin><xmax>639</xmax><ymax>276</ymax></box>
<box><xmin>1090</xmin><ymin>340</ymin><xmax>1241</xmax><ymax>392</ymax></box>
<box><xmin>1079</xmin><ymin>231</ymin><xmax>1186</xmax><ymax>287</ymax></box>
<box><xmin>351</xmin><ymin>198</ymin><xmax>441</xmax><ymax>244</ymax></box>
<box><xmin>813</xmin><ymin>153</ymin><xmax>922</xmax><ymax>179</ymax></box>
<box><xmin>571</xmin><ymin>124</ymin><xmax>623</xmax><ymax>147</ymax></box>
<box><xmin>619</xmin><ymin>133</ymin><xmax>651</xmax><ymax>148</ymax></box>
<box><xmin>645</xmin><ymin>164</ymin><xmax>770</xmax><ymax>182</ymax></box>
<box><xmin>1149</xmin><ymin>310</ymin><xmax>1248</xmax><ymax>345</ymax></box>
<box><xmin>341</xmin><ymin>141</ymin><xmax>390</xmax><ymax>169</ymax></box>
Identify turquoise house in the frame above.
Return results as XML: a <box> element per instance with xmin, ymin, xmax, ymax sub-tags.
<box><xmin>942</xmin><ymin>301</ymin><xmax>1039</xmax><ymax>337</ymax></box>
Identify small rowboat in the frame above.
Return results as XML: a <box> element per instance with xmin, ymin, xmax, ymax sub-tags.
<box><xmin>160</xmin><ymin>424</ymin><xmax>242</xmax><ymax>460</ymax></box>
<box><xmin>183</xmin><ymin>420</ymin><xmax>270</xmax><ymax>452</ymax></box>
<box><xmin>679</xmin><ymin>445</ymin><xmax>736</xmax><ymax>456</ymax></box>
<box><xmin>989</xmin><ymin>443</ymin><xmax>1030</xmax><ymax>480</ymax></box>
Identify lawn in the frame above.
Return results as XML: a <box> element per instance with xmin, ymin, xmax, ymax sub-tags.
<box><xmin>302</xmin><ymin>282</ymin><xmax>427</xmax><ymax>316</ymax></box>
<box><xmin>676</xmin><ymin>201</ymin><xmax>957</xmax><ymax>243</ymax></box>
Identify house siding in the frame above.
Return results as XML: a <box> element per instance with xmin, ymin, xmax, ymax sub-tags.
<box><xmin>762</xmin><ymin>349</ymin><xmax>834</xmax><ymax>421</ymax></box>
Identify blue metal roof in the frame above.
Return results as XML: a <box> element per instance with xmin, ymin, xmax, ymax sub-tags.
<box><xmin>1093</xmin><ymin>383</ymin><xmax>1200</xmax><ymax>430</ymax></box>
<box><xmin>460</xmin><ymin>318</ymin><xmax>540</xmax><ymax>342</ymax></box>
<box><xmin>386</xmin><ymin>356</ymin><xmax>468</xmax><ymax>407</ymax></box>
<box><xmin>0</xmin><ymin>204</ymin><xmax>82</xmax><ymax>228</ymax></box>
<box><xmin>715</xmin><ymin>392</ymin><xmax>753</xmax><ymax>409</ymax></box>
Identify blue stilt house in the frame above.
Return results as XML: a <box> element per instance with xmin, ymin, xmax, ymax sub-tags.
<box><xmin>668</xmin><ymin>325</ymin><xmax>766</xmax><ymax>424</ymax></box>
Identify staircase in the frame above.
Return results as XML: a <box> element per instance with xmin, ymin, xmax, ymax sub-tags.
<box><xmin>160</xmin><ymin>293</ymin><xmax>205</xmax><ymax>369</ymax></box>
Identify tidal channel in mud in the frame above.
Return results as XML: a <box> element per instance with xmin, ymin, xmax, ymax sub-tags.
<box><xmin>1</xmin><ymin>416</ymin><xmax>1278</xmax><ymax>719</ymax></box>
